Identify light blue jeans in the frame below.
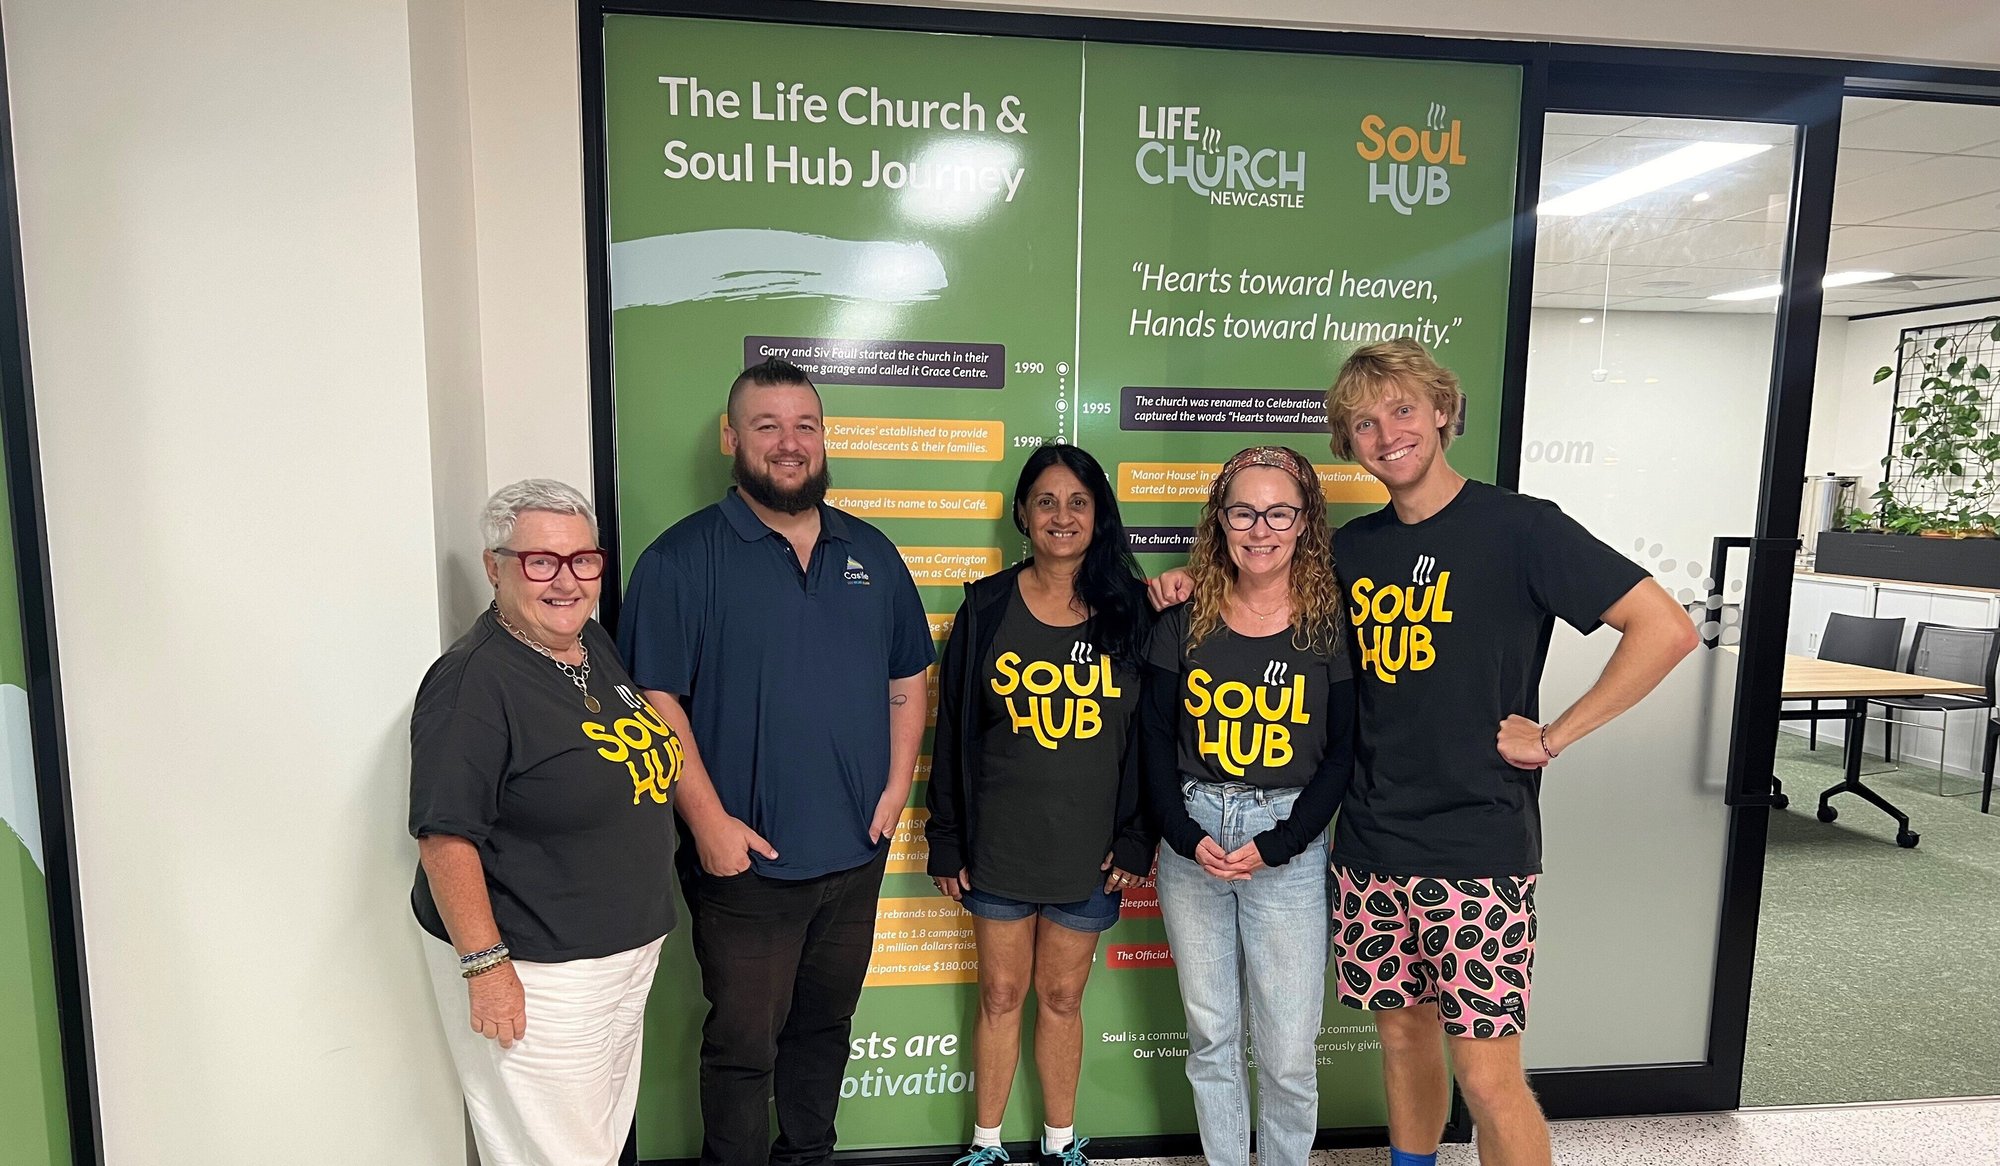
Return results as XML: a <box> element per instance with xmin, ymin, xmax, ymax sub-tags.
<box><xmin>1156</xmin><ymin>781</ymin><xmax>1330</xmax><ymax>1166</ymax></box>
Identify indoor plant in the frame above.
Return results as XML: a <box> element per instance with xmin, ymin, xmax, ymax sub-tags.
<box><xmin>1816</xmin><ymin>318</ymin><xmax>2000</xmax><ymax>585</ymax></box>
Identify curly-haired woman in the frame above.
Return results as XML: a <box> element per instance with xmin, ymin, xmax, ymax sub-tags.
<box><xmin>1140</xmin><ymin>445</ymin><xmax>1356</xmax><ymax>1166</ymax></box>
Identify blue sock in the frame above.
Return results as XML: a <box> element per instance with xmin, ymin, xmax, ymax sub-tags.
<box><xmin>1389</xmin><ymin>1150</ymin><xmax>1438</xmax><ymax>1166</ymax></box>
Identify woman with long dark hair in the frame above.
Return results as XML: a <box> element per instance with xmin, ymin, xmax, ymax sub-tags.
<box><xmin>926</xmin><ymin>444</ymin><xmax>1152</xmax><ymax>1166</ymax></box>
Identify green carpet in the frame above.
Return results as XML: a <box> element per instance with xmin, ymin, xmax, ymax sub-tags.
<box><xmin>1743</xmin><ymin>731</ymin><xmax>2000</xmax><ymax>1106</ymax></box>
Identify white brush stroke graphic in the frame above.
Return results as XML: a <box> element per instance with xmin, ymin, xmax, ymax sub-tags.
<box><xmin>611</xmin><ymin>229</ymin><xmax>948</xmax><ymax>311</ymax></box>
<box><xmin>0</xmin><ymin>684</ymin><xmax>40</xmax><ymax>872</ymax></box>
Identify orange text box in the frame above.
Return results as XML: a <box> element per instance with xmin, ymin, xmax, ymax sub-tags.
<box><xmin>887</xmin><ymin>807</ymin><xmax>930</xmax><ymax>874</ymax></box>
<box><xmin>1315</xmin><ymin>464</ymin><xmax>1392</xmax><ymax>503</ymax></box>
<box><xmin>1117</xmin><ymin>461</ymin><xmax>1388</xmax><ymax>504</ymax></box>
<box><xmin>928</xmin><ymin>613</ymin><xmax>956</xmax><ymax>642</ymax></box>
<box><xmin>828</xmin><ymin>489</ymin><xmax>1003</xmax><ymax>521</ymax></box>
<box><xmin>913</xmin><ymin>754</ymin><xmax>931</xmax><ymax>785</ymax></box>
<box><xmin>718</xmin><ymin>415</ymin><xmax>1004</xmax><ymax>461</ymax></box>
<box><xmin>925</xmin><ymin>663</ymin><xmax>939</xmax><ymax>726</ymax></box>
<box><xmin>867</xmin><ymin>897</ymin><xmax>979</xmax><ymax>987</ymax></box>
<box><xmin>901</xmin><ymin>547</ymin><xmax>1001</xmax><ymax>587</ymax></box>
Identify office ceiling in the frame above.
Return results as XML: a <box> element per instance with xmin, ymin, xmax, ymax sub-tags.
<box><xmin>1532</xmin><ymin>97</ymin><xmax>2000</xmax><ymax>317</ymax></box>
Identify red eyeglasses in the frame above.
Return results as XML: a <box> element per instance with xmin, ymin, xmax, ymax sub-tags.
<box><xmin>494</xmin><ymin>548</ymin><xmax>609</xmax><ymax>582</ymax></box>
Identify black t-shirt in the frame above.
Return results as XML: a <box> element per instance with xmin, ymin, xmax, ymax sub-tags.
<box><xmin>969</xmin><ymin>590</ymin><xmax>1142</xmax><ymax>902</ymax></box>
<box><xmin>1331</xmin><ymin>480</ymin><xmax>1648</xmax><ymax>878</ymax></box>
<box><xmin>1145</xmin><ymin>602</ymin><xmax>1346</xmax><ymax>791</ymax></box>
<box><xmin>409</xmin><ymin>610</ymin><xmax>681</xmax><ymax>962</ymax></box>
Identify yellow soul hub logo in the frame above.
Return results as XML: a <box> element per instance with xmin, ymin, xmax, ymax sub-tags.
<box><xmin>1184</xmin><ymin>666</ymin><xmax>1312</xmax><ymax>777</ymax></box>
<box><xmin>990</xmin><ymin>651</ymin><xmax>1122</xmax><ymax>749</ymax></box>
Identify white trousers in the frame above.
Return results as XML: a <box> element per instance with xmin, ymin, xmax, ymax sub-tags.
<box><xmin>423</xmin><ymin>927</ymin><xmax>665</xmax><ymax>1166</ymax></box>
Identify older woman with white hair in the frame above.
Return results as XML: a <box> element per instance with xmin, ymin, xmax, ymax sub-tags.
<box><xmin>409</xmin><ymin>478</ymin><xmax>683</xmax><ymax>1166</ymax></box>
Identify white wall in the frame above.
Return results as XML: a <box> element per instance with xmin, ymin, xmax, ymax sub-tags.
<box><xmin>412</xmin><ymin>0</ymin><xmax>497</xmax><ymax>634</ymax></box>
<box><xmin>465</xmin><ymin>0</ymin><xmax>593</xmax><ymax>496</ymax></box>
<box><xmin>4</xmin><ymin>0</ymin><xmax>2000</xmax><ymax>1159</ymax></box>
<box><xmin>2</xmin><ymin>2</ymin><xmax>464</xmax><ymax>1162</ymax></box>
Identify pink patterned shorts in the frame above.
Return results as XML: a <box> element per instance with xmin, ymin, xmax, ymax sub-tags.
<box><xmin>1330</xmin><ymin>864</ymin><xmax>1537</xmax><ymax>1039</ymax></box>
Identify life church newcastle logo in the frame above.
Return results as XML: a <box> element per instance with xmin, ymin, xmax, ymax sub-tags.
<box><xmin>1356</xmin><ymin>102</ymin><xmax>1468</xmax><ymax>215</ymax></box>
<box><xmin>1134</xmin><ymin>103</ymin><xmax>1306</xmax><ymax>210</ymax></box>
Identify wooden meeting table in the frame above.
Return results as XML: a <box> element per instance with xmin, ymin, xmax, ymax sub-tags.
<box><xmin>1779</xmin><ymin>654</ymin><xmax>1984</xmax><ymax>849</ymax></box>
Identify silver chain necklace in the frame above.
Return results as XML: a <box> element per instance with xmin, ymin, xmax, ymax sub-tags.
<box><xmin>491</xmin><ymin>602</ymin><xmax>600</xmax><ymax>712</ymax></box>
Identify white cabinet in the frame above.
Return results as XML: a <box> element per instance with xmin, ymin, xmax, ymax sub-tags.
<box><xmin>1787</xmin><ymin>576</ymin><xmax>1874</xmax><ymax>657</ymax></box>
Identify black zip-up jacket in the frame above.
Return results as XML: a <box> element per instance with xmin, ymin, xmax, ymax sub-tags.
<box><xmin>924</xmin><ymin>562</ymin><xmax>1156</xmax><ymax>884</ymax></box>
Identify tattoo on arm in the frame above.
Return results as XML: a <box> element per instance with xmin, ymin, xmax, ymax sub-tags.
<box><xmin>889</xmin><ymin>694</ymin><xmax>909</xmax><ymax>706</ymax></box>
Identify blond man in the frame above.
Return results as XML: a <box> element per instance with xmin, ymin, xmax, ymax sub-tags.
<box><xmin>1323</xmin><ymin>339</ymin><xmax>1695</xmax><ymax>1166</ymax></box>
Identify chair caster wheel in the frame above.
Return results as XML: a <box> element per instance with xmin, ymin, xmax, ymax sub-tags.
<box><xmin>1817</xmin><ymin>805</ymin><xmax>1838</xmax><ymax>823</ymax></box>
<box><xmin>1772</xmin><ymin>794</ymin><xmax>1790</xmax><ymax>810</ymax></box>
<box><xmin>1897</xmin><ymin>831</ymin><xmax>1919</xmax><ymax>849</ymax></box>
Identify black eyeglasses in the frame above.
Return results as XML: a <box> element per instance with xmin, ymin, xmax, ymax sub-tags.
<box><xmin>1221</xmin><ymin>504</ymin><xmax>1301</xmax><ymax>532</ymax></box>
<box><xmin>495</xmin><ymin>548</ymin><xmax>608</xmax><ymax>582</ymax></box>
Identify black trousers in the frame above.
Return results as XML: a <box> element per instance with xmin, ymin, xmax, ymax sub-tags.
<box><xmin>686</xmin><ymin>846</ymin><xmax>888</xmax><ymax>1166</ymax></box>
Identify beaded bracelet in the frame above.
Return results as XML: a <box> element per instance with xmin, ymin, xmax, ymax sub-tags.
<box><xmin>461</xmin><ymin>956</ymin><xmax>513</xmax><ymax>980</ymax></box>
<box><xmin>1540</xmin><ymin>724</ymin><xmax>1560</xmax><ymax>761</ymax></box>
<box><xmin>459</xmin><ymin>942</ymin><xmax>508</xmax><ymax>967</ymax></box>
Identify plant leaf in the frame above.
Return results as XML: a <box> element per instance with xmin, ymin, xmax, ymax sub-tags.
<box><xmin>1874</xmin><ymin>366</ymin><xmax>1894</xmax><ymax>383</ymax></box>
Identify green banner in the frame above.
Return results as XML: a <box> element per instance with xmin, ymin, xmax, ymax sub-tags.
<box><xmin>601</xmin><ymin>15</ymin><xmax>1518</xmax><ymax>1157</ymax></box>
<box><xmin>0</xmin><ymin>413</ymin><xmax>69</xmax><ymax>1166</ymax></box>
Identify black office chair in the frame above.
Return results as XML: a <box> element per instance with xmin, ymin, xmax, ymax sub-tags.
<box><xmin>1875</xmin><ymin>622</ymin><xmax>2000</xmax><ymax>797</ymax></box>
<box><xmin>1794</xmin><ymin>613</ymin><xmax>1904</xmax><ymax>746</ymax></box>
<box><xmin>1982</xmin><ymin>711</ymin><xmax>1997</xmax><ymax>814</ymax></box>
<box><xmin>1777</xmin><ymin>613</ymin><xmax>1904</xmax><ymax>807</ymax></box>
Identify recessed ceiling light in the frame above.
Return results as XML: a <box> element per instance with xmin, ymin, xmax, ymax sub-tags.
<box><xmin>1692</xmin><ymin>192</ymin><xmax>1712</xmax><ymax>203</ymax></box>
<box><xmin>1707</xmin><ymin>270</ymin><xmax>1895</xmax><ymax>301</ymax></box>
<box><xmin>1538</xmin><ymin>143</ymin><xmax>1773</xmax><ymax>217</ymax></box>
<box><xmin>1824</xmin><ymin>270</ymin><xmax>1896</xmax><ymax>288</ymax></box>
<box><xmin>1579</xmin><ymin>315</ymin><xmax>1596</xmax><ymax>323</ymax></box>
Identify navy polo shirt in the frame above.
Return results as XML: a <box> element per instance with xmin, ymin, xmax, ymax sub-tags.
<box><xmin>617</xmin><ymin>489</ymin><xmax>935</xmax><ymax>880</ymax></box>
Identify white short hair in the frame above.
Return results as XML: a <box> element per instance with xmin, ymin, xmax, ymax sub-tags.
<box><xmin>481</xmin><ymin>479</ymin><xmax>598</xmax><ymax>550</ymax></box>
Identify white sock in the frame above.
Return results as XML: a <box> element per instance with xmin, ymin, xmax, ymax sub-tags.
<box><xmin>1043</xmin><ymin>1125</ymin><xmax>1074</xmax><ymax>1154</ymax></box>
<box><xmin>973</xmin><ymin>1125</ymin><xmax>1003</xmax><ymax>1149</ymax></box>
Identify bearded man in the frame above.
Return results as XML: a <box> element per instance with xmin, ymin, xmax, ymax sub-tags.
<box><xmin>618</xmin><ymin>357</ymin><xmax>934</xmax><ymax>1166</ymax></box>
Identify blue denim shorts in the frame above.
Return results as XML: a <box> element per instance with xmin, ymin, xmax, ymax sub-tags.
<box><xmin>960</xmin><ymin>883</ymin><xmax>1123</xmax><ymax>934</ymax></box>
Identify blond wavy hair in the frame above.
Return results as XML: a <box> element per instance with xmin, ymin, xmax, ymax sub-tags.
<box><xmin>1326</xmin><ymin>338</ymin><xmax>1462</xmax><ymax>461</ymax></box>
<box><xmin>1185</xmin><ymin>446</ymin><xmax>1344</xmax><ymax>656</ymax></box>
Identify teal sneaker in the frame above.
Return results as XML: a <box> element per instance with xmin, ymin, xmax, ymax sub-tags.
<box><xmin>953</xmin><ymin>1146</ymin><xmax>1011</xmax><ymax>1166</ymax></box>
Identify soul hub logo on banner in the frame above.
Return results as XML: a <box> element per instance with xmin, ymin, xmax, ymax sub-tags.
<box><xmin>1356</xmin><ymin>103</ymin><xmax>1469</xmax><ymax>214</ymax></box>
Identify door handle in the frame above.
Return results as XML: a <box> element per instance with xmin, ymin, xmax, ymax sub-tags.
<box><xmin>1719</xmin><ymin>534</ymin><xmax>1799</xmax><ymax>807</ymax></box>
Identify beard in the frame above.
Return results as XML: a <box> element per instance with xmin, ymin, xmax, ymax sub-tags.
<box><xmin>733</xmin><ymin>451</ymin><xmax>831</xmax><ymax>515</ymax></box>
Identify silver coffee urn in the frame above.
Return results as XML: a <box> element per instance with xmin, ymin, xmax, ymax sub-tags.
<box><xmin>1798</xmin><ymin>472</ymin><xmax>1860</xmax><ymax>569</ymax></box>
